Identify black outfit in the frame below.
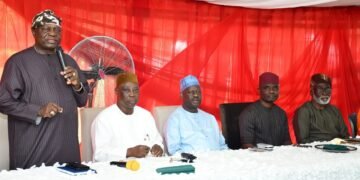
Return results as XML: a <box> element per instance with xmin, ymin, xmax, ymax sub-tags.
<box><xmin>0</xmin><ymin>47</ymin><xmax>88</xmax><ymax>169</ymax></box>
<box><xmin>239</xmin><ymin>100</ymin><xmax>291</xmax><ymax>147</ymax></box>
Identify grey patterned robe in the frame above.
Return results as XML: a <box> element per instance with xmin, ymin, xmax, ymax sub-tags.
<box><xmin>0</xmin><ymin>47</ymin><xmax>88</xmax><ymax>169</ymax></box>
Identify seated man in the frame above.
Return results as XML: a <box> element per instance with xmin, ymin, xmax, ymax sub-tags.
<box><xmin>293</xmin><ymin>73</ymin><xmax>348</xmax><ymax>143</ymax></box>
<box><xmin>91</xmin><ymin>72</ymin><xmax>163</xmax><ymax>162</ymax></box>
<box><xmin>165</xmin><ymin>75</ymin><xmax>228</xmax><ymax>155</ymax></box>
<box><xmin>239</xmin><ymin>72</ymin><xmax>291</xmax><ymax>148</ymax></box>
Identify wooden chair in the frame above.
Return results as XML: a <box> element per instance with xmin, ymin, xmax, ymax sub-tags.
<box><xmin>79</xmin><ymin>107</ymin><xmax>105</xmax><ymax>162</ymax></box>
<box><xmin>152</xmin><ymin>105</ymin><xmax>178</xmax><ymax>155</ymax></box>
<box><xmin>0</xmin><ymin>113</ymin><xmax>9</xmax><ymax>170</ymax></box>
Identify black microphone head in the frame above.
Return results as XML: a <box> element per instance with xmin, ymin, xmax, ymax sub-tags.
<box><xmin>181</xmin><ymin>153</ymin><xmax>197</xmax><ymax>161</ymax></box>
<box><xmin>56</xmin><ymin>46</ymin><xmax>66</xmax><ymax>70</ymax></box>
<box><xmin>56</xmin><ymin>46</ymin><xmax>63</xmax><ymax>52</ymax></box>
<box><xmin>55</xmin><ymin>46</ymin><xmax>64</xmax><ymax>55</ymax></box>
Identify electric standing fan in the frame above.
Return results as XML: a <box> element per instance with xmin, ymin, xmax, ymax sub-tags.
<box><xmin>69</xmin><ymin>36</ymin><xmax>135</xmax><ymax>107</ymax></box>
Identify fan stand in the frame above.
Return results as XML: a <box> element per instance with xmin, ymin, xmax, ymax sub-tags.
<box><xmin>87</xmin><ymin>81</ymin><xmax>97</xmax><ymax>108</ymax></box>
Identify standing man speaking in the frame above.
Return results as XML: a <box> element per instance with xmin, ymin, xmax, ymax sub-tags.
<box><xmin>0</xmin><ymin>10</ymin><xmax>88</xmax><ymax>169</ymax></box>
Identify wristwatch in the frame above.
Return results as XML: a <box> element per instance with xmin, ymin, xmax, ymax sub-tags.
<box><xmin>73</xmin><ymin>82</ymin><xmax>84</xmax><ymax>92</ymax></box>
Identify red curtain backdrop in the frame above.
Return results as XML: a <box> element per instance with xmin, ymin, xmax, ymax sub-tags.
<box><xmin>1</xmin><ymin>0</ymin><xmax>360</xmax><ymax>143</ymax></box>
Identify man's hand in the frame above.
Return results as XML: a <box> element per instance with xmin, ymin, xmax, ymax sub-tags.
<box><xmin>150</xmin><ymin>144</ymin><xmax>163</xmax><ymax>157</ymax></box>
<box><xmin>242</xmin><ymin>143</ymin><xmax>255</xmax><ymax>149</ymax></box>
<box><xmin>126</xmin><ymin>145</ymin><xmax>150</xmax><ymax>158</ymax></box>
<box><xmin>60</xmin><ymin>66</ymin><xmax>81</xmax><ymax>89</ymax></box>
<box><xmin>38</xmin><ymin>103</ymin><xmax>63</xmax><ymax>118</ymax></box>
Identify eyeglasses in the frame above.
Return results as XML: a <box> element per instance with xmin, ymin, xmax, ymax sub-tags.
<box><xmin>39</xmin><ymin>26</ymin><xmax>62</xmax><ymax>34</ymax></box>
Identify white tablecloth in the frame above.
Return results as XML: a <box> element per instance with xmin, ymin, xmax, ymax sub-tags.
<box><xmin>1</xmin><ymin>143</ymin><xmax>360</xmax><ymax>180</ymax></box>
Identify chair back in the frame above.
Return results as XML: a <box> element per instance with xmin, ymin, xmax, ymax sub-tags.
<box><xmin>152</xmin><ymin>105</ymin><xmax>178</xmax><ymax>155</ymax></box>
<box><xmin>0</xmin><ymin>113</ymin><xmax>9</xmax><ymax>170</ymax></box>
<box><xmin>79</xmin><ymin>107</ymin><xmax>105</xmax><ymax>162</ymax></box>
<box><xmin>219</xmin><ymin>102</ymin><xmax>251</xmax><ymax>149</ymax></box>
<box><xmin>349</xmin><ymin>113</ymin><xmax>358</xmax><ymax>138</ymax></box>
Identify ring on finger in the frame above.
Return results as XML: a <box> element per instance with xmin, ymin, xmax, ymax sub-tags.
<box><xmin>50</xmin><ymin>111</ymin><xmax>55</xmax><ymax>116</ymax></box>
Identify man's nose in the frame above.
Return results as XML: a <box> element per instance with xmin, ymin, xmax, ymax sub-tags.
<box><xmin>321</xmin><ymin>91</ymin><xmax>329</xmax><ymax>96</ymax></box>
<box><xmin>128</xmin><ymin>89</ymin><xmax>138</xmax><ymax>96</ymax></box>
<box><xmin>129</xmin><ymin>91</ymin><xmax>135</xmax><ymax>96</ymax></box>
<box><xmin>48</xmin><ymin>28</ymin><xmax>58</xmax><ymax>35</ymax></box>
<box><xmin>193</xmin><ymin>91</ymin><xmax>200</xmax><ymax>97</ymax></box>
<box><xmin>269</xmin><ymin>88</ymin><xmax>276</xmax><ymax>93</ymax></box>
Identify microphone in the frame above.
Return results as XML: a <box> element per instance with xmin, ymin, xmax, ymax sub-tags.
<box><xmin>181</xmin><ymin>153</ymin><xmax>197</xmax><ymax>161</ymax></box>
<box><xmin>110</xmin><ymin>160</ymin><xmax>140</xmax><ymax>171</ymax></box>
<box><xmin>56</xmin><ymin>46</ymin><xmax>66</xmax><ymax>71</ymax></box>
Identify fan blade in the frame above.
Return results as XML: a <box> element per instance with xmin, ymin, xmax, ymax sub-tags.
<box><xmin>104</xmin><ymin>66</ymin><xmax>124</xmax><ymax>76</ymax></box>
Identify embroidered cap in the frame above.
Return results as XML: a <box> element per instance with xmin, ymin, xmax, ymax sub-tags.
<box><xmin>31</xmin><ymin>9</ymin><xmax>62</xmax><ymax>29</ymax></box>
<box><xmin>259</xmin><ymin>72</ymin><xmax>279</xmax><ymax>86</ymax></box>
<box><xmin>116</xmin><ymin>72</ymin><xmax>138</xmax><ymax>88</ymax></box>
<box><xmin>180</xmin><ymin>75</ymin><xmax>200</xmax><ymax>92</ymax></box>
<box><xmin>311</xmin><ymin>73</ymin><xmax>332</xmax><ymax>87</ymax></box>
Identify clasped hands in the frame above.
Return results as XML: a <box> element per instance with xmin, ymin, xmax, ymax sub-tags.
<box><xmin>127</xmin><ymin>144</ymin><xmax>163</xmax><ymax>158</ymax></box>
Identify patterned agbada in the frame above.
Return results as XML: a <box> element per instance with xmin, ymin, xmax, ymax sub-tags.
<box><xmin>239</xmin><ymin>100</ymin><xmax>291</xmax><ymax>146</ymax></box>
<box><xmin>293</xmin><ymin>101</ymin><xmax>348</xmax><ymax>143</ymax></box>
<box><xmin>0</xmin><ymin>48</ymin><xmax>88</xmax><ymax>169</ymax></box>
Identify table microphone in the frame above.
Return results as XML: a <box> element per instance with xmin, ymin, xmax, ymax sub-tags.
<box><xmin>110</xmin><ymin>160</ymin><xmax>140</xmax><ymax>171</ymax></box>
<box><xmin>56</xmin><ymin>46</ymin><xmax>66</xmax><ymax>71</ymax></box>
<box><xmin>181</xmin><ymin>153</ymin><xmax>197</xmax><ymax>161</ymax></box>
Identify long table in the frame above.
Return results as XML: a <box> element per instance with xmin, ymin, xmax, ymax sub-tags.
<box><xmin>1</xmin><ymin>143</ymin><xmax>360</xmax><ymax>180</ymax></box>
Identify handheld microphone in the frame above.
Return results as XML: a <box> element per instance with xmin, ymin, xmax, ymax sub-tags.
<box><xmin>110</xmin><ymin>160</ymin><xmax>140</xmax><ymax>171</ymax></box>
<box><xmin>56</xmin><ymin>46</ymin><xmax>66</xmax><ymax>71</ymax></box>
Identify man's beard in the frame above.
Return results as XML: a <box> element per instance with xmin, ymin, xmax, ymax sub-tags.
<box><xmin>314</xmin><ymin>95</ymin><xmax>331</xmax><ymax>105</ymax></box>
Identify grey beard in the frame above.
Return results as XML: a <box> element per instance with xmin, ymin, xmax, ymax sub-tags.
<box><xmin>314</xmin><ymin>95</ymin><xmax>331</xmax><ymax>105</ymax></box>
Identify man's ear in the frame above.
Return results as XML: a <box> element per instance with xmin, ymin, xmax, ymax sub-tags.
<box><xmin>31</xmin><ymin>29</ymin><xmax>36</xmax><ymax>36</ymax></box>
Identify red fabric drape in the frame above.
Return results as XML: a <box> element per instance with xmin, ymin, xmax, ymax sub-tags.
<box><xmin>1</xmin><ymin>0</ymin><xmax>360</xmax><ymax>143</ymax></box>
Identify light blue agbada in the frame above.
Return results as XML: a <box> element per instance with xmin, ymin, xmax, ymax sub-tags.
<box><xmin>165</xmin><ymin>106</ymin><xmax>228</xmax><ymax>155</ymax></box>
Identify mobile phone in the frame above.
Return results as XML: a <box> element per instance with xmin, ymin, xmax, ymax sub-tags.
<box><xmin>65</xmin><ymin>162</ymin><xmax>90</xmax><ymax>171</ymax></box>
<box><xmin>294</xmin><ymin>144</ymin><xmax>312</xmax><ymax>148</ymax></box>
<box><xmin>256</xmin><ymin>143</ymin><xmax>274</xmax><ymax>150</ymax></box>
